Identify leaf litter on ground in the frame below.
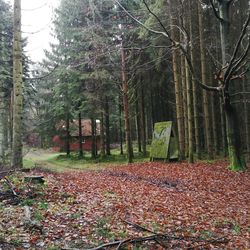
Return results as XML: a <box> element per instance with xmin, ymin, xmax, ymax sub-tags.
<box><xmin>0</xmin><ymin>160</ymin><xmax>249</xmax><ymax>249</ymax></box>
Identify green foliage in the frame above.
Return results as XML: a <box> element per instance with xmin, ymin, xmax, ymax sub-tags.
<box><xmin>21</xmin><ymin>198</ymin><xmax>36</xmax><ymax>206</ymax></box>
<box><xmin>70</xmin><ymin>213</ymin><xmax>81</xmax><ymax>219</ymax></box>
<box><xmin>10</xmin><ymin>239</ymin><xmax>22</xmax><ymax>246</ymax></box>
<box><xmin>95</xmin><ymin>216</ymin><xmax>115</xmax><ymax>239</ymax></box>
<box><xmin>38</xmin><ymin>201</ymin><xmax>49</xmax><ymax>210</ymax></box>
<box><xmin>232</xmin><ymin>223</ymin><xmax>241</xmax><ymax>235</ymax></box>
<box><xmin>33</xmin><ymin>211</ymin><xmax>44</xmax><ymax>221</ymax></box>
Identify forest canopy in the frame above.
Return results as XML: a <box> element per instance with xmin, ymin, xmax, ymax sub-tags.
<box><xmin>0</xmin><ymin>0</ymin><xmax>249</xmax><ymax>170</ymax></box>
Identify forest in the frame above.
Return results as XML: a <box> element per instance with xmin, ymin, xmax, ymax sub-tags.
<box><xmin>0</xmin><ymin>0</ymin><xmax>250</xmax><ymax>249</ymax></box>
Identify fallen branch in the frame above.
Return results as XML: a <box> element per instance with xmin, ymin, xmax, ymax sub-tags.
<box><xmin>87</xmin><ymin>233</ymin><xmax>228</xmax><ymax>250</ymax></box>
<box><xmin>121</xmin><ymin>219</ymin><xmax>169</xmax><ymax>248</ymax></box>
<box><xmin>86</xmin><ymin>219</ymin><xmax>229</xmax><ymax>250</ymax></box>
<box><xmin>4</xmin><ymin>177</ymin><xmax>18</xmax><ymax>196</ymax></box>
<box><xmin>122</xmin><ymin>219</ymin><xmax>154</xmax><ymax>233</ymax></box>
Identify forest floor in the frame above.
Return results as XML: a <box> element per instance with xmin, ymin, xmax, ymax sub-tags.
<box><xmin>0</xmin><ymin>154</ymin><xmax>249</xmax><ymax>249</ymax></box>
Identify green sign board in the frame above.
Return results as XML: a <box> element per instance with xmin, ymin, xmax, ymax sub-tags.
<box><xmin>150</xmin><ymin>121</ymin><xmax>178</xmax><ymax>160</ymax></box>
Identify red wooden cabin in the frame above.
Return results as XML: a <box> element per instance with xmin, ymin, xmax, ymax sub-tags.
<box><xmin>52</xmin><ymin>119</ymin><xmax>100</xmax><ymax>152</ymax></box>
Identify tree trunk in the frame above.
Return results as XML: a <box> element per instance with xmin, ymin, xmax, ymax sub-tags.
<box><xmin>139</xmin><ymin>77</ymin><xmax>147</xmax><ymax>156</ymax></box>
<box><xmin>169</xmin><ymin>2</ymin><xmax>185</xmax><ymax>160</ymax></box>
<box><xmin>224</xmin><ymin>97</ymin><xmax>246</xmax><ymax>170</ymax></box>
<box><xmin>185</xmin><ymin>58</ymin><xmax>194</xmax><ymax>163</ymax></box>
<box><xmin>78</xmin><ymin>112</ymin><xmax>83</xmax><ymax>158</ymax></box>
<box><xmin>242</xmin><ymin>78</ymin><xmax>250</xmax><ymax>161</ymax></box>
<box><xmin>11</xmin><ymin>0</ymin><xmax>23</xmax><ymax>168</ymax></box>
<box><xmin>198</xmin><ymin>1</ymin><xmax>213</xmax><ymax>159</ymax></box>
<box><xmin>135</xmin><ymin>90</ymin><xmax>141</xmax><ymax>153</ymax></box>
<box><xmin>118</xmin><ymin>100</ymin><xmax>124</xmax><ymax>155</ymax></box>
<box><xmin>0</xmin><ymin>82</ymin><xmax>8</xmax><ymax>165</ymax></box>
<box><xmin>100</xmin><ymin>112</ymin><xmax>105</xmax><ymax>157</ymax></box>
<box><xmin>105</xmin><ymin>96</ymin><xmax>111</xmax><ymax>155</ymax></box>
<box><xmin>121</xmin><ymin>45</ymin><xmax>133</xmax><ymax>163</ymax></box>
<box><xmin>181</xmin><ymin>54</ymin><xmax>188</xmax><ymax>157</ymax></box>
<box><xmin>211</xmin><ymin>92</ymin><xmax>219</xmax><ymax>156</ymax></box>
<box><xmin>190</xmin><ymin>0</ymin><xmax>201</xmax><ymax>159</ymax></box>
<box><xmin>220</xmin><ymin>97</ymin><xmax>227</xmax><ymax>156</ymax></box>
<box><xmin>219</xmin><ymin>0</ymin><xmax>246</xmax><ymax>170</ymax></box>
<box><xmin>66</xmin><ymin>113</ymin><xmax>70</xmax><ymax>157</ymax></box>
<box><xmin>0</xmin><ymin>29</ymin><xmax>8</xmax><ymax>166</ymax></box>
<box><xmin>91</xmin><ymin>117</ymin><xmax>97</xmax><ymax>159</ymax></box>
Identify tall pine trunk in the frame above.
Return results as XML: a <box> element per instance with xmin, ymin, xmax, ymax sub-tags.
<box><xmin>121</xmin><ymin>45</ymin><xmax>133</xmax><ymax>163</ymax></box>
<box><xmin>190</xmin><ymin>0</ymin><xmax>201</xmax><ymax>159</ymax></box>
<box><xmin>91</xmin><ymin>117</ymin><xmax>97</xmax><ymax>159</ymax></box>
<box><xmin>135</xmin><ymin>89</ymin><xmax>141</xmax><ymax>153</ymax></box>
<box><xmin>169</xmin><ymin>2</ymin><xmax>185</xmax><ymax>160</ymax></box>
<box><xmin>118</xmin><ymin>99</ymin><xmax>124</xmax><ymax>155</ymax></box>
<box><xmin>105</xmin><ymin>96</ymin><xmax>111</xmax><ymax>155</ymax></box>
<box><xmin>100</xmin><ymin>112</ymin><xmax>105</xmax><ymax>157</ymax></box>
<box><xmin>139</xmin><ymin>77</ymin><xmax>147</xmax><ymax>156</ymax></box>
<box><xmin>185</xmin><ymin>58</ymin><xmax>194</xmax><ymax>163</ymax></box>
<box><xmin>78</xmin><ymin>112</ymin><xmax>83</xmax><ymax>158</ymax></box>
<box><xmin>65</xmin><ymin>113</ymin><xmax>70</xmax><ymax>157</ymax></box>
<box><xmin>198</xmin><ymin>2</ymin><xmax>213</xmax><ymax>159</ymax></box>
<box><xmin>11</xmin><ymin>0</ymin><xmax>23</xmax><ymax>168</ymax></box>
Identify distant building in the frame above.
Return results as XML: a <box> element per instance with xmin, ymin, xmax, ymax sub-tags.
<box><xmin>52</xmin><ymin>119</ymin><xmax>100</xmax><ymax>152</ymax></box>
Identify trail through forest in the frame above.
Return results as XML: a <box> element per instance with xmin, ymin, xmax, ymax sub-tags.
<box><xmin>0</xmin><ymin>161</ymin><xmax>249</xmax><ymax>249</ymax></box>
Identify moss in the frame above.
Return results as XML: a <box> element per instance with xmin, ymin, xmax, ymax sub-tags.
<box><xmin>228</xmin><ymin>146</ymin><xmax>246</xmax><ymax>171</ymax></box>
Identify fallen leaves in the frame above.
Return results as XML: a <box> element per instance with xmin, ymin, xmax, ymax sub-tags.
<box><xmin>0</xmin><ymin>160</ymin><xmax>249</xmax><ymax>249</ymax></box>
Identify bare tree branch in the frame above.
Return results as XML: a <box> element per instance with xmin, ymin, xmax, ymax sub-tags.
<box><xmin>115</xmin><ymin>1</ymin><xmax>169</xmax><ymax>39</ymax></box>
<box><xmin>229</xmin><ymin>42</ymin><xmax>250</xmax><ymax>77</ymax></box>
<box><xmin>209</xmin><ymin>0</ymin><xmax>224</xmax><ymax>22</ymax></box>
<box><xmin>142</xmin><ymin>0</ymin><xmax>219</xmax><ymax>92</ymax></box>
<box><xmin>115</xmin><ymin>0</ymin><xmax>220</xmax><ymax>92</ymax></box>
<box><xmin>27</xmin><ymin>64</ymin><xmax>58</xmax><ymax>81</ymax></box>
<box><xmin>142</xmin><ymin>0</ymin><xmax>172</xmax><ymax>41</ymax></box>
<box><xmin>224</xmin><ymin>12</ymin><xmax>250</xmax><ymax>88</ymax></box>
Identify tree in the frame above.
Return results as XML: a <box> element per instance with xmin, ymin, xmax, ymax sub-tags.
<box><xmin>0</xmin><ymin>0</ymin><xmax>12</xmax><ymax>166</ymax></box>
<box><xmin>116</xmin><ymin>0</ymin><xmax>249</xmax><ymax>170</ymax></box>
<box><xmin>11</xmin><ymin>0</ymin><xmax>23</xmax><ymax>168</ymax></box>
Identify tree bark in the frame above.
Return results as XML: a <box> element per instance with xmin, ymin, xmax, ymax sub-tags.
<box><xmin>190</xmin><ymin>0</ymin><xmax>201</xmax><ymax>159</ymax></box>
<box><xmin>100</xmin><ymin>112</ymin><xmax>105</xmax><ymax>157</ymax></box>
<box><xmin>135</xmin><ymin>89</ymin><xmax>141</xmax><ymax>153</ymax></box>
<box><xmin>185</xmin><ymin>58</ymin><xmax>194</xmax><ymax>163</ymax></box>
<box><xmin>181</xmin><ymin>54</ymin><xmax>188</xmax><ymax>157</ymax></box>
<box><xmin>91</xmin><ymin>117</ymin><xmax>97</xmax><ymax>159</ymax></box>
<box><xmin>198</xmin><ymin>2</ymin><xmax>213</xmax><ymax>159</ymax></box>
<box><xmin>78</xmin><ymin>112</ymin><xmax>83</xmax><ymax>158</ymax></box>
<box><xmin>118</xmin><ymin>99</ymin><xmax>124</xmax><ymax>155</ymax></box>
<box><xmin>242</xmin><ymin>78</ymin><xmax>250</xmax><ymax>161</ymax></box>
<box><xmin>11</xmin><ymin>0</ymin><xmax>23</xmax><ymax>168</ymax></box>
<box><xmin>121</xmin><ymin>45</ymin><xmax>133</xmax><ymax>163</ymax></box>
<box><xmin>211</xmin><ymin>92</ymin><xmax>219</xmax><ymax>156</ymax></box>
<box><xmin>139</xmin><ymin>77</ymin><xmax>147</xmax><ymax>156</ymax></box>
<box><xmin>105</xmin><ymin>96</ymin><xmax>111</xmax><ymax>155</ymax></box>
<box><xmin>224</xmin><ymin>96</ymin><xmax>246</xmax><ymax>170</ymax></box>
<box><xmin>66</xmin><ymin>113</ymin><xmax>70</xmax><ymax>157</ymax></box>
<box><xmin>220</xmin><ymin>97</ymin><xmax>227</xmax><ymax>156</ymax></box>
<box><xmin>218</xmin><ymin>0</ymin><xmax>246</xmax><ymax>170</ymax></box>
<box><xmin>169</xmin><ymin>2</ymin><xmax>185</xmax><ymax>160</ymax></box>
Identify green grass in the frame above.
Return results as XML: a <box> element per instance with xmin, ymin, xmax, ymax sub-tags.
<box><xmin>23</xmin><ymin>147</ymin><xmax>150</xmax><ymax>172</ymax></box>
<box><xmin>23</xmin><ymin>158</ymin><xmax>36</xmax><ymax>168</ymax></box>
